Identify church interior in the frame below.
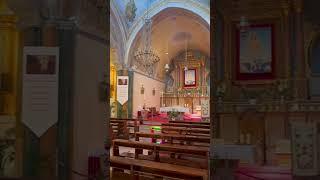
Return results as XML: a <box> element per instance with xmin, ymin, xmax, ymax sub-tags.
<box><xmin>1</xmin><ymin>0</ymin><xmax>320</xmax><ymax>179</ymax></box>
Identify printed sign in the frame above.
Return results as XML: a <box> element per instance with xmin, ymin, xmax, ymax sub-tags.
<box><xmin>22</xmin><ymin>47</ymin><xmax>59</xmax><ymax>137</ymax></box>
<box><xmin>117</xmin><ymin>76</ymin><xmax>129</xmax><ymax>105</ymax></box>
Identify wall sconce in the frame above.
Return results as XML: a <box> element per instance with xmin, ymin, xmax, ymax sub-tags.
<box><xmin>152</xmin><ymin>88</ymin><xmax>156</xmax><ymax>96</ymax></box>
<box><xmin>140</xmin><ymin>85</ymin><xmax>144</xmax><ymax>94</ymax></box>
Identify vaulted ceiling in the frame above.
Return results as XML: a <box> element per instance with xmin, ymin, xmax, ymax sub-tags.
<box><xmin>113</xmin><ymin>0</ymin><xmax>210</xmax><ymax>27</ymax></box>
<box><xmin>129</xmin><ymin>7</ymin><xmax>210</xmax><ymax>79</ymax></box>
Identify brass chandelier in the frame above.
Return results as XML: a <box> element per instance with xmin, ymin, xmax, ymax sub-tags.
<box><xmin>134</xmin><ymin>1</ymin><xmax>160</xmax><ymax>77</ymax></box>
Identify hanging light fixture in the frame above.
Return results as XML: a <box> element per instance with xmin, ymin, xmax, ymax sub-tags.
<box><xmin>134</xmin><ymin>0</ymin><xmax>160</xmax><ymax>77</ymax></box>
<box><xmin>184</xmin><ymin>34</ymin><xmax>189</xmax><ymax>71</ymax></box>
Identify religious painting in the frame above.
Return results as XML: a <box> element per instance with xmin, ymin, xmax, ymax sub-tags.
<box><xmin>118</xmin><ymin>78</ymin><xmax>128</xmax><ymax>85</ymax></box>
<box><xmin>26</xmin><ymin>55</ymin><xmax>56</xmax><ymax>75</ymax></box>
<box><xmin>236</xmin><ymin>24</ymin><xmax>274</xmax><ymax>80</ymax></box>
<box><xmin>184</xmin><ymin>69</ymin><xmax>196</xmax><ymax>87</ymax></box>
<box><xmin>117</xmin><ymin>76</ymin><xmax>129</xmax><ymax>105</ymax></box>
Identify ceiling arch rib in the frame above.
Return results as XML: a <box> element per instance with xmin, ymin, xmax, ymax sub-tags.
<box><xmin>128</xmin><ymin>7</ymin><xmax>210</xmax><ymax>79</ymax></box>
<box><xmin>124</xmin><ymin>0</ymin><xmax>210</xmax><ymax>67</ymax></box>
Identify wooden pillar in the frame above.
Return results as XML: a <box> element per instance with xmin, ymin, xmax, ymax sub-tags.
<box><xmin>282</xmin><ymin>0</ymin><xmax>291</xmax><ymax>139</ymax></box>
<box><xmin>282</xmin><ymin>1</ymin><xmax>290</xmax><ymax>79</ymax></box>
<box><xmin>293</xmin><ymin>0</ymin><xmax>307</xmax><ymax>99</ymax></box>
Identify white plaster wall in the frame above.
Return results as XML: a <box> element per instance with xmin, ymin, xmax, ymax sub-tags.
<box><xmin>72</xmin><ymin>34</ymin><xmax>106</xmax><ymax>180</ymax></box>
<box><xmin>132</xmin><ymin>72</ymin><xmax>165</xmax><ymax>117</ymax></box>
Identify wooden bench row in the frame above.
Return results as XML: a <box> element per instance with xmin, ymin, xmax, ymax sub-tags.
<box><xmin>113</xmin><ymin>139</ymin><xmax>209</xmax><ymax>160</ymax></box>
<box><xmin>110</xmin><ymin>118</ymin><xmax>139</xmax><ymax>139</ymax></box>
<box><xmin>168</xmin><ymin>120</ymin><xmax>210</xmax><ymax>125</ymax></box>
<box><xmin>135</xmin><ymin>132</ymin><xmax>210</xmax><ymax>144</ymax></box>
<box><xmin>111</xmin><ymin>139</ymin><xmax>209</xmax><ymax>179</ymax></box>
<box><xmin>161</xmin><ymin>126</ymin><xmax>210</xmax><ymax>137</ymax></box>
<box><xmin>110</xmin><ymin>156</ymin><xmax>208</xmax><ymax>180</ymax></box>
<box><xmin>163</xmin><ymin>122</ymin><xmax>210</xmax><ymax>129</ymax></box>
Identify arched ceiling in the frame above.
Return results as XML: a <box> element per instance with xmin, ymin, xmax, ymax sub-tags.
<box><xmin>130</xmin><ymin>7</ymin><xmax>210</xmax><ymax>79</ymax></box>
<box><xmin>113</xmin><ymin>0</ymin><xmax>210</xmax><ymax>27</ymax></box>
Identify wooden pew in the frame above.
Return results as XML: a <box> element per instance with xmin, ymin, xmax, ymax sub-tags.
<box><xmin>110</xmin><ymin>118</ymin><xmax>139</xmax><ymax>139</ymax></box>
<box><xmin>110</xmin><ymin>156</ymin><xmax>208</xmax><ymax>180</ymax></box>
<box><xmin>161</xmin><ymin>126</ymin><xmax>210</xmax><ymax>137</ymax></box>
<box><xmin>162</xmin><ymin>122</ymin><xmax>210</xmax><ymax>129</ymax></box>
<box><xmin>112</xmin><ymin>139</ymin><xmax>209</xmax><ymax>160</ymax></box>
<box><xmin>135</xmin><ymin>132</ymin><xmax>210</xmax><ymax>145</ymax></box>
<box><xmin>169</xmin><ymin>120</ymin><xmax>210</xmax><ymax>125</ymax></box>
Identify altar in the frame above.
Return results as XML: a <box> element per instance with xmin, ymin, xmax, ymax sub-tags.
<box><xmin>159</xmin><ymin>106</ymin><xmax>190</xmax><ymax>113</ymax></box>
<box><xmin>211</xmin><ymin>144</ymin><xmax>256</xmax><ymax>180</ymax></box>
<box><xmin>211</xmin><ymin>144</ymin><xmax>256</xmax><ymax>164</ymax></box>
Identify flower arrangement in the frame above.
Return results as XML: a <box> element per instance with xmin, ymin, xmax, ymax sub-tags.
<box><xmin>168</xmin><ymin>110</ymin><xmax>179</xmax><ymax>121</ymax></box>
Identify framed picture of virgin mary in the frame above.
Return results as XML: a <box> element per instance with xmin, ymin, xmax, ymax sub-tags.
<box><xmin>236</xmin><ymin>24</ymin><xmax>275</xmax><ymax>80</ymax></box>
<box><xmin>184</xmin><ymin>69</ymin><xmax>196</xmax><ymax>87</ymax></box>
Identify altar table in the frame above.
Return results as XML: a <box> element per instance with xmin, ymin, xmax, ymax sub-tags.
<box><xmin>211</xmin><ymin>144</ymin><xmax>256</xmax><ymax>164</ymax></box>
<box><xmin>159</xmin><ymin>106</ymin><xmax>190</xmax><ymax>113</ymax></box>
<box><xmin>211</xmin><ymin>144</ymin><xmax>256</xmax><ymax>180</ymax></box>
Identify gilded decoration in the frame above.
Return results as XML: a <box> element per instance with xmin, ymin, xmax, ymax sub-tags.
<box><xmin>164</xmin><ymin>50</ymin><xmax>209</xmax><ymax>95</ymax></box>
<box><xmin>220</xmin><ymin>0</ymin><xmax>289</xmax><ymax>88</ymax></box>
<box><xmin>0</xmin><ymin>0</ymin><xmax>19</xmax><ymax>177</ymax></box>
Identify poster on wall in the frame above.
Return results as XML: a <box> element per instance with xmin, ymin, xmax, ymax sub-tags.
<box><xmin>291</xmin><ymin>122</ymin><xmax>319</xmax><ymax>176</ymax></box>
<box><xmin>236</xmin><ymin>24</ymin><xmax>274</xmax><ymax>80</ymax></box>
<box><xmin>117</xmin><ymin>76</ymin><xmax>129</xmax><ymax>105</ymax></box>
<box><xmin>201</xmin><ymin>99</ymin><xmax>210</xmax><ymax>118</ymax></box>
<box><xmin>22</xmin><ymin>47</ymin><xmax>59</xmax><ymax>137</ymax></box>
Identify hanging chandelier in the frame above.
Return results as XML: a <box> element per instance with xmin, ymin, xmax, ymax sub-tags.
<box><xmin>134</xmin><ymin>1</ymin><xmax>160</xmax><ymax>77</ymax></box>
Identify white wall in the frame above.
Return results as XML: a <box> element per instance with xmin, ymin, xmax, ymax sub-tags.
<box><xmin>72</xmin><ymin>34</ymin><xmax>106</xmax><ymax>180</ymax></box>
<box><xmin>132</xmin><ymin>72</ymin><xmax>165</xmax><ymax>117</ymax></box>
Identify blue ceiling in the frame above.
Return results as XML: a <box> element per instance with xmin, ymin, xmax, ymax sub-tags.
<box><xmin>114</xmin><ymin>0</ymin><xmax>210</xmax><ymax>26</ymax></box>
